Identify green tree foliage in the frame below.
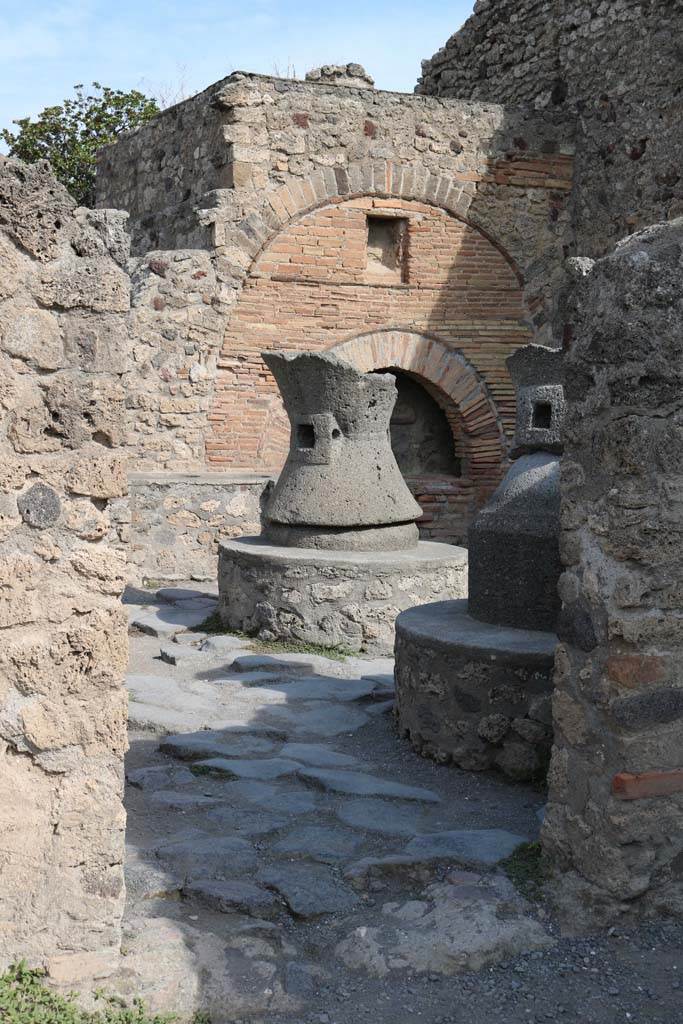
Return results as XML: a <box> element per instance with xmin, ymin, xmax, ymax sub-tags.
<box><xmin>1</xmin><ymin>83</ymin><xmax>159</xmax><ymax>207</ymax></box>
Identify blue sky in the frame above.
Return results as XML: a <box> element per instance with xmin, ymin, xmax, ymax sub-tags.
<box><xmin>0</xmin><ymin>1</ymin><xmax>474</xmax><ymax>140</ymax></box>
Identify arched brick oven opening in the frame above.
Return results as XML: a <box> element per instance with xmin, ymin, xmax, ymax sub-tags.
<box><xmin>382</xmin><ymin>369</ymin><xmax>462</xmax><ymax>478</ymax></box>
<box><xmin>329</xmin><ymin>330</ymin><xmax>506</xmax><ymax>544</ymax></box>
<box><xmin>380</xmin><ymin>368</ymin><xmax>463</xmax><ymax>539</ymax></box>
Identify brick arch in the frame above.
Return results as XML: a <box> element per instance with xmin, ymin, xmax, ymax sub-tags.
<box><xmin>228</xmin><ymin>158</ymin><xmax>526</xmax><ymax>290</ymax></box>
<box><xmin>330</xmin><ymin>329</ymin><xmax>507</xmax><ymax>501</ymax></box>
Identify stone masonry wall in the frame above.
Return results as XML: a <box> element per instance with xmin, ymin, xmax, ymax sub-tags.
<box><xmin>0</xmin><ymin>158</ymin><xmax>129</xmax><ymax>975</ymax></box>
<box><xmin>129</xmin><ymin>472</ymin><xmax>270</xmax><ymax>583</ymax></box>
<box><xmin>418</xmin><ymin>1</ymin><xmax>683</xmax><ymax>258</ymax></box>
<box><xmin>542</xmin><ymin>220</ymin><xmax>683</xmax><ymax>925</ymax></box>
<box><xmin>97</xmin><ymin>73</ymin><xmax>573</xmax><ymax>553</ymax></box>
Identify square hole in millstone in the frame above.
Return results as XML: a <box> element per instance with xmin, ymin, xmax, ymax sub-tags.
<box><xmin>532</xmin><ymin>401</ymin><xmax>552</xmax><ymax>429</ymax></box>
<box><xmin>296</xmin><ymin>422</ymin><xmax>315</xmax><ymax>448</ymax></box>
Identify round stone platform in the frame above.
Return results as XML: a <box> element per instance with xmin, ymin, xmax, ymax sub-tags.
<box><xmin>395</xmin><ymin>600</ymin><xmax>557</xmax><ymax>781</ymax></box>
<box><xmin>218</xmin><ymin>537</ymin><xmax>467</xmax><ymax>656</ymax></box>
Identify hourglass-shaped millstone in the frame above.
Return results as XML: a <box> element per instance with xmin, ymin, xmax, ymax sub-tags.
<box><xmin>467</xmin><ymin>344</ymin><xmax>564</xmax><ymax>631</ymax></box>
<box><xmin>262</xmin><ymin>350</ymin><xmax>422</xmax><ymax>551</ymax></box>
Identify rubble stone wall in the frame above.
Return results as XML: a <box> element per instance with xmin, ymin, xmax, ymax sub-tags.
<box><xmin>418</xmin><ymin>0</ymin><xmax>683</xmax><ymax>257</ymax></box>
<box><xmin>0</xmin><ymin>158</ymin><xmax>129</xmax><ymax>973</ymax></box>
<box><xmin>543</xmin><ymin>220</ymin><xmax>683</xmax><ymax>924</ymax></box>
<box><xmin>129</xmin><ymin>472</ymin><xmax>271</xmax><ymax>583</ymax></box>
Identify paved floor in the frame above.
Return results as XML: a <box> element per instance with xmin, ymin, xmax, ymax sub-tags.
<box><xmin>114</xmin><ymin>585</ymin><xmax>682</xmax><ymax>1024</ymax></box>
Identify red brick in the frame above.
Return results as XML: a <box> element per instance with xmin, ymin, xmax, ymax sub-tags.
<box><xmin>612</xmin><ymin>770</ymin><xmax>683</xmax><ymax>800</ymax></box>
<box><xmin>607</xmin><ymin>654</ymin><xmax>669</xmax><ymax>689</ymax></box>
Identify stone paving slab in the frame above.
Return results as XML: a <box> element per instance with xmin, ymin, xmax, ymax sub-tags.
<box><xmin>272</xmin><ymin>825</ymin><xmax>362</xmax><ymax>863</ymax></box>
<box><xmin>125</xmin><ymin>855</ymin><xmax>182</xmax><ymax>901</ymax></box>
<box><xmin>199</xmin><ymin>634</ymin><xmax>253</xmax><ymax>655</ymax></box>
<box><xmin>404</xmin><ymin>829</ymin><xmax>528</xmax><ymax>866</ymax></box>
<box><xmin>183</xmin><ymin>879</ymin><xmax>277</xmax><ymax>918</ymax></box>
<box><xmin>174</xmin><ymin>597</ymin><xmax>218</xmax><ymax>610</ymax></box>
<box><xmin>231</xmin><ymin>653</ymin><xmax>319</xmax><ymax>674</ymax></box>
<box><xmin>263</xmin><ymin>703</ymin><xmax>370</xmax><ymax>737</ymax></box>
<box><xmin>127</xmin><ymin>764</ymin><xmax>195</xmax><ymax>789</ymax></box>
<box><xmin>360</xmin><ymin>672</ymin><xmax>395</xmax><ymax>693</ymax></box>
<box><xmin>335</xmin><ymin>797</ymin><xmax>427</xmax><ymax>835</ymax></box>
<box><xmin>251</xmin><ymin>675</ymin><xmax>379</xmax><ymax>702</ymax></box>
<box><xmin>127</xmin><ymin>673</ymin><xmax>297</xmax><ymax>734</ymax></box>
<box><xmin>260</xmin><ymin>863</ymin><xmax>360</xmax><ymax>919</ymax></box>
<box><xmin>365</xmin><ymin>699</ymin><xmax>395</xmax><ymax>716</ymax></box>
<box><xmin>227</xmin><ymin>780</ymin><xmax>319</xmax><ymax>815</ymax></box>
<box><xmin>149</xmin><ymin>790</ymin><xmax>223</xmax><ymax>810</ymax></box>
<box><xmin>193</xmin><ymin>756</ymin><xmax>303</xmax><ymax>780</ymax></box>
<box><xmin>155</xmin><ymin>832</ymin><xmax>257</xmax><ymax>881</ymax></box>
<box><xmin>174</xmin><ymin>631</ymin><xmax>209</xmax><ymax>645</ymax></box>
<box><xmin>157</xmin><ymin>587</ymin><xmax>217</xmax><ymax>603</ymax></box>
<box><xmin>280</xmin><ymin>742</ymin><xmax>360</xmax><ymax>768</ymax></box>
<box><xmin>159</xmin><ymin>643</ymin><xmax>211</xmax><ymax>666</ymax></box>
<box><xmin>204</xmin><ymin>805</ymin><xmax>291</xmax><ymax>836</ymax></box>
<box><xmin>131</xmin><ymin>606</ymin><xmax>215</xmax><ymax>638</ymax></box>
<box><xmin>342</xmin><ymin>829</ymin><xmax>529</xmax><ymax>888</ymax></box>
<box><xmin>298</xmin><ymin>767</ymin><xmax>441</xmax><ymax>803</ymax></box>
<box><xmin>160</xmin><ymin>730</ymin><xmax>278</xmax><ymax>761</ymax></box>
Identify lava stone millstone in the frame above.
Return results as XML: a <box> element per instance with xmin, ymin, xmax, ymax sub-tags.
<box><xmin>262</xmin><ymin>350</ymin><xmax>421</xmax><ymax>548</ymax></box>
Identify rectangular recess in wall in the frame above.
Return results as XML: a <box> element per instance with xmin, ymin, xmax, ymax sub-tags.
<box><xmin>366</xmin><ymin>215</ymin><xmax>408</xmax><ymax>282</ymax></box>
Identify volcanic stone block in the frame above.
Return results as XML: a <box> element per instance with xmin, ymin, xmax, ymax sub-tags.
<box><xmin>467</xmin><ymin>343</ymin><xmax>564</xmax><ymax>632</ymax></box>
<box><xmin>467</xmin><ymin>452</ymin><xmax>561</xmax><ymax>632</ymax></box>
<box><xmin>262</xmin><ymin>350</ymin><xmax>421</xmax><ymax>551</ymax></box>
<box><xmin>507</xmin><ymin>344</ymin><xmax>565</xmax><ymax>456</ymax></box>
<box><xmin>17</xmin><ymin>482</ymin><xmax>61</xmax><ymax>529</ymax></box>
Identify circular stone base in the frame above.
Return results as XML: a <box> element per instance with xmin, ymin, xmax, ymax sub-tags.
<box><xmin>395</xmin><ymin>600</ymin><xmax>556</xmax><ymax>781</ymax></box>
<box><xmin>218</xmin><ymin>537</ymin><xmax>467</xmax><ymax>656</ymax></box>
